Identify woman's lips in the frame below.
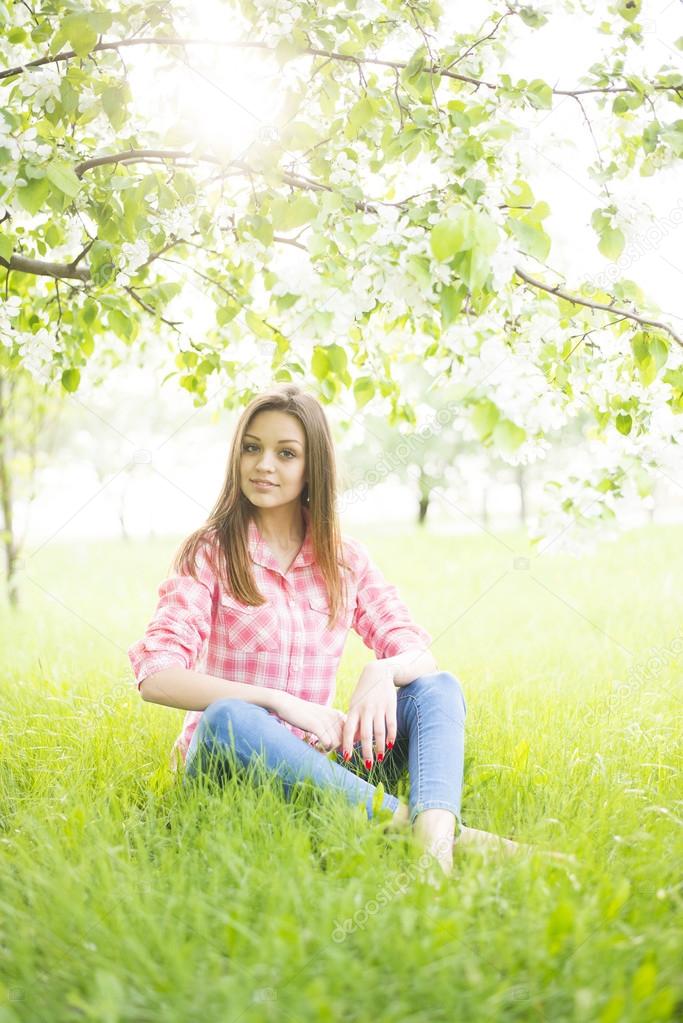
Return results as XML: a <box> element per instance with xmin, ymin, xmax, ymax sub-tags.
<box><xmin>251</xmin><ymin>479</ymin><xmax>277</xmax><ymax>488</ymax></box>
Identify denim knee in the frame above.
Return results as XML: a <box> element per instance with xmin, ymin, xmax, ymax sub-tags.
<box><xmin>406</xmin><ymin>671</ymin><xmax>467</xmax><ymax>719</ymax></box>
<box><xmin>201</xmin><ymin>697</ymin><xmax>266</xmax><ymax>736</ymax></box>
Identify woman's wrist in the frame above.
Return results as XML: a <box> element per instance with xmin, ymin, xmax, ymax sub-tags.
<box><xmin>267</xmin><ymin>688</ymin><xmax>293</xmax><ymax>718</ymax></box>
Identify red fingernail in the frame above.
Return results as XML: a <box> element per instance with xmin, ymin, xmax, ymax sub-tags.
<box><xmin>387</xmin><ymin>741</ymin><xmax>394</xmax><ymax>751</ymax></box>
<box><xmin>377</xmin><ymin>753</ymin><xmax>384</xmax><ymax>762</ymax></box>
<box><xmin>343</xmin><ymin>751</ymin><xmax>350</xmax><ymax>761</ymax></box>
<box><xmin>365</xmin><ymin>758</ymin><xmax>372</xmax><ymax>769</ymax></box>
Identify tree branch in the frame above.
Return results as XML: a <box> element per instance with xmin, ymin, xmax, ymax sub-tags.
<box><xmin>1</xmin><ymin>36</ymin><xmax>678</xmax><ymax>100</ymax></box>
<box><xmin>0</xmin><ymin>253</ymin><xmax>89</xmax><ymax>282</ymax></box>
<box><xmin>0</xmin><ymin>238</ymin><xmax>184</xmax><ymax>284</ymax></box>
<box><xmin>273</xmin><ymin>234</ymin><xmax>307</xmax><ymax>250</ymax></box>
<box><xmin>124</xmin><ymin>286</ymin><xmax>181</xmax><ymax>329</ymax></box>
<box><xmin>75</xmin><ymin>149</ymin><xmax>208</xmax><ymax>177</ymax></box>
<box><xmin>514</xmin><ymin>265</ymin><xmax>682</xmax><ymax>348</ymax></box>
<box><xmin>74</xmin><ymin>148</ymin><xmax>379</xmax><ymax>213</ymax></box>
<box><xmin>444</xmin><ymin>11</ymin><xmax>514</xmax><ymax>72</ymax></box>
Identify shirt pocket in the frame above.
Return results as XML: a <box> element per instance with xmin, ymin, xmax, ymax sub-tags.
<box><xmin>306</xmin><ymin>596</ymin><xmax>350</xmax><ymax>656</ymax></box>
<box><xmin>219</xmin><ymin>593</ymin><xmax>280</xmax><ymax>653</ymax></box>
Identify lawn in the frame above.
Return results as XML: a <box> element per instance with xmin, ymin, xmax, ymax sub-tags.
<box><xmin>0</xmin><ymin>521</ymin><xmax>681</xmax><ymax>1022</ymax></box>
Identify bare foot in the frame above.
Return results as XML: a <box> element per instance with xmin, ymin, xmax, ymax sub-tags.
<box><xmin>456</xmin><ymin>824</ymin><xmax>527</xmax><ymax>857</ymax></box>
<box><xmin>456</xmin><ymin>825</ymin><xmax>577</xmax><ymax>865</ymax></box>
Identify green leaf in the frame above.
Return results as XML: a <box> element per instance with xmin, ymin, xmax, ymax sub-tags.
<box><xmin>289</xmin><ymin>195</ymin><xmax>318</xmax><ymax>228</ymax></box>
<box><xmin>472</xmin><ymin>210</ymin><xmax>500</xmax><ymax>255</ymax></box>
<box><xmin>270</xmin><ymin>195</ymin><xmax>317</xmax><ymax>231</ymax></box>
<box><xmin>89</xmin><ymin>240</ymin><xmax>116</xmax><ymax>286</ymax></box>
<box><xmin>504</xmin><ymin>178</ymin><xmax>534</xmax><ymax>207</ymax></box>
<box><xmin>403</xmin><ymin>45</ymin><xmax>428</xmax><ymax>80</ymax></box>
<box><xmin>101</xmin><ymin>86</ymin><xmax>127</xmax><ymax>130</ymax></box>
<box><xmin>598</xmin><ymin>225</ymin><xmax>625</xmax><ymax>261</ymax></box>
<box><xmin>616</xmin><ymin>412</ymin><xmax>632</xmax><ymax>435</ymax></box>
<box><xmin>440</xmin><ymin>285</ymin><xmax>464</xmax><ymax>328</ymax></box>
<box><xmin>453</xmin><ymin>247</ymin><xmax>491</xmax><ymax>293</ymax></box>
<box><xmin>176</xmin><ymin>351</ymin><xmax>198</xmax><ymax>369</ymax></box>
<box><xmin>526</xmin><ymin>79</ymin><xmax>553</xmax><ymax>110</ymax></box>
<box><xmin>631</xmin><ymin>331</ymin><xmax>668</xmax><ymax>386</ymax></box>
<box><xmin>216</xmin><ymin>302</ymin><xmax>240</xmax><ymax>326</ymax></box>
<box><xmin>327</xmin><ymin>343</ymin><xmax>348</xmax><ymax>375</ymax></box>
<box><xmin>493</xmin><ymin>418</ymin><xmax>526</xmax><ymax>454</ymax></box>
<box><xmin>0</xmin><ymin>234</ymin><xmax>13</xmax><ymax>262</ymax></box>
<box><xmin>349</xmin><ymin>95</ymin><xmax>376</xmax><ymax>131</ymax></box>
<box><xmin>61</xmin><ymin>14</ymin><xmax>98</xmax><ymax>57</ymax></box>
<box><xmin>274</xmin><ymin>292</ymin><xmax>299</xmax><ymax>312</ymax></box>
<box><xmin>17</xmin><ymin>175</ymin><xmax>50</xmax><ymax>215</ymax></box>
<box><xmin>406</xmin><ymin>254</ymin><xmax>432</xmax><ymax>288</ymax></box>
<box><xmin>61</xmin><ymin>368</ymin><xmax>81</xmax><ymax>392</ymax></box>
<box><xmin>471</xmin><ymin>399</ymin><xmax>499</xmax><ymax>440</ymax></box>
<box><xmin>353</xmin><ymin>376</ymin><xmax>375</xmax><ymax>408</ymax></box>
<box><xmin>46</xmin><ymin>161</ymin><xmax>81</xmax><ymax>199</ymax></box>
<box><xmin>430</xmin><ymin>218</ymin><xmax>465</xmax><ymax>261</ymax></box>
<box><xmin>311</xmin><ymin>346</ymin><xmax>330</xmax><ymax>380</ymax></box>
<box><xmin>617</xmin><ymin>0</ymin><xmax>641</xmax><ymax>22</ymax></box>
<box><xmin>649</xmin><ymin>337</ymin><xmax>668</xmax><ymax>372</ymax></box>
<box><xmin>281</xmin><ymin>121</ymin><xmax>319</xmax><ymax>151</ymax></box>
<box><xmin>245</xmin><ymin>310</ymin><xmax>272</xmax><ymax>338</ymax></box>
<box><xmin>250</xmin><ymin>214</ymin><xmax>273</xmax><ymax>247</ymax></box>
<box><xmin>661</xmin><ymin>124</ymin><xmax>683</xmax><ymax>157</ymax></box>
<box><xmin>509</xmin><ymin>218</ymin><xmax>551</xmax><ymax>260</ymax></box>
<box><xmin>518</xmin><ymin>7</ymin><xmax>548</xmax><ymax>28</ymax></box>
<box><xmin>109</xmin><ymin>309</ymin><xmax>134</xmax><ymax>341</ymax></box>
<box><xmin>82</xmin><ymin>299</ymin><xmax>98</xmax><ymax>325</ymax></box>
<box><xmin>639</xmin><ymin>356</ymin><xmax>657</xmax><ymax>386</ymax></box>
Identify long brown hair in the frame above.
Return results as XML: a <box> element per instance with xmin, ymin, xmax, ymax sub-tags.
<box><xmin>172</xmin><ymin>383</ymin><xmax>352</xmax><ymax>629</ymax></box>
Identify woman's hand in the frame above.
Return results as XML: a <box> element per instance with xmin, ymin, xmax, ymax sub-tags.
<box><xmin>341</xmin><ymin>663</ymin><xmax>397</xmax><ymax>768</ymax></box>
<box><xmin>274</xmin><ymin>692</ymin><xmax>347</xmax><ymax>752</ymax></box>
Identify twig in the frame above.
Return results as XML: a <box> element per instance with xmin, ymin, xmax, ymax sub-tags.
<box><xmin>514</xmin><ymin>265</ymin><xmax>682</xmax><ymax>348</ymax></box>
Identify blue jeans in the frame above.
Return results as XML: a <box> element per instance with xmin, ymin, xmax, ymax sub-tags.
<box><xmin>183</xmin><ymin>671</ymin><xmax>467</xmax><ymax>828</ymax></box>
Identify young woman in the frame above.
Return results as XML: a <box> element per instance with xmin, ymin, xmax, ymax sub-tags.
<box><xmin>128</xmin><ymin>383</ymin><xmax>560</xmax><ymax>877</ymax></box>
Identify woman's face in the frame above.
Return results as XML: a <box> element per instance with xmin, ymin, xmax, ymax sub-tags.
<box><xmin>240</xmin><ymin>410</ymin><xmax>307</xmax><ymax>507</ymax></box>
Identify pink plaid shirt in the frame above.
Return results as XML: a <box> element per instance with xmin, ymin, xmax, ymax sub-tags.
<box><xmin>127</xmin><ymin>505</ymin><xmax>432</xmax><ymax>771</ymax></box>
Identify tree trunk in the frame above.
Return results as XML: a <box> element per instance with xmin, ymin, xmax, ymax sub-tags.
<box><xmin>418</xmin><ymin>492</ymin><xmax>429</xmax><ymax>525</ymax></box>
<box><xmin>0</xmin><ymin>375</ymin><xmax>19</xmax><ymax>608</ymax></box>
<box><xmin>480</xmin><ymin>487</ymin><xmax>489</xmax><ymax>529</ymax></box>
<box><xmin>516</xmin><ymin>464</ymin><xmax>527</xmax><ymax>527</ymax></box>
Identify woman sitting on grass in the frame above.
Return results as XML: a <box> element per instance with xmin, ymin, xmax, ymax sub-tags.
<box><xmin>129</xmin><ymin>382</ymin><xmax>567</xmax><ymax>878</ymax></box>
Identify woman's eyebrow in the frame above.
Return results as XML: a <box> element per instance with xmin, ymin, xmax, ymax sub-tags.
<box><xmin>244</xmin><ymin>433</ymin><xmax>303</xmax><ymax>446</ymax></box>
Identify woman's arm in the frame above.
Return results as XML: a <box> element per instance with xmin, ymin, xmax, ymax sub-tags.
<box><xmin>380</xmin><ymin>647</ymin><xmax>439</xmax><ymax>686</ymax></box>
<box><xmin>140</xmin><ymin>666</ymin><xmax>283</xmax><ymax>713</ymax></box>
<box><xmin>141</xmin><ymin>668</ymin><xmax>346</xmax><ymax>751</ymax></box>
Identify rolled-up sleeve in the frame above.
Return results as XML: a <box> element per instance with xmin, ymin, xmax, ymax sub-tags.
<box><xmin>350</xmin><ymin>538</ymin><xmax>433</xmax><ymax>660</ymax></box>
<box><xmin>127</xmin><ymin>545</ymin><xmax>215</xmax><ymax>690</ymax></box>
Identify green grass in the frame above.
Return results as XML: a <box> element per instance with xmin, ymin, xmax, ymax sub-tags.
<box><xmin>1</xmin><ymin>522</ymin><xmax>681</xmax><ymax>1022</ymax></box>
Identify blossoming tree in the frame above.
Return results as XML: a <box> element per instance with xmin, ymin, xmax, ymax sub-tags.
<box><xmin>1</xmin><ymin>0</ymin><xmax>682</xmax><ymax>541</ymax></box>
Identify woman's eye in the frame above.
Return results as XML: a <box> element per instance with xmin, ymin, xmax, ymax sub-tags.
<box><xmin>243</xmin><ymin>444</ymin><xmax>295</xmax><ymax>457</ymax></box>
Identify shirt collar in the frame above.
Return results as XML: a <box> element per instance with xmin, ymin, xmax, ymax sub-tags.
<box><xmin>247</xmin><ymin>504</ymin><xmax>315</xmax><ymax>573</ymax></box>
